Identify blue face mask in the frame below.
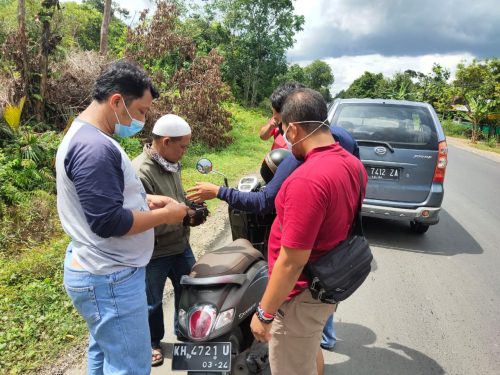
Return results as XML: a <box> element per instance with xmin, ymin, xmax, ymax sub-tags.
<box><xmin>114</xmin><ymin>98</ymin><xmax>145</xmax><ymax>138</ymax></box>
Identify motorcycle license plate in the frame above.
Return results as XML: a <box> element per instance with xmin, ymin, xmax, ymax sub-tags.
<box><xmin>171</xmin><ymin>342</ymin><xmax>231</xmax><ymax>372</ymax></box>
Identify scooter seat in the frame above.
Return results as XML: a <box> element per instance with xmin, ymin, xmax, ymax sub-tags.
<box><xmin>190</xmin><ymin>239</ymin><xmax>264</xmax><ymax>277</ymax></box>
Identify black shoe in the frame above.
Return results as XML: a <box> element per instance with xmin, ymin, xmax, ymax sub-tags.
<box><xmin>320</xmin><ymin>343</ymin><xmax>336</xmax><ymax>352</ymax></box>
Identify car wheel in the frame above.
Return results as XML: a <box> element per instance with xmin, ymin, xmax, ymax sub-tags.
<box><xmin>409</xmin><ymin>221</ymin><xmax>429</xmax><ymax>234</ymax></box>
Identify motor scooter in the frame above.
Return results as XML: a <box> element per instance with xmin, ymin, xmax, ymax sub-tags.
<box><xmin>172</xmin><ymin>158</ymin><xmax>273</xmax><ymax>375</ymax></box>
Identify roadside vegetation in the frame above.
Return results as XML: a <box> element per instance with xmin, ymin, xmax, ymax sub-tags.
<box><xmin>442</xmin><ymin>120</ymin><xmax>500</xmax><ymax>154</ymax></box>
<box><xmin>0</xmin><ymin>0</ymin><xmax>498</xmax><ymax>374</ymax></box>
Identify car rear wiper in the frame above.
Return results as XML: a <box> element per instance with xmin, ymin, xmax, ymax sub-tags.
<box><xmin>356</xmin><ymin>140</ymin><xmax>395</xmax><ymax>153</ymax></box>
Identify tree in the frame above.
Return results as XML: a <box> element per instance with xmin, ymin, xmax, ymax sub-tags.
<box><xmin>412</xmin><ymin>63</ymin><xmax>453</xmax><ymax>116</ymax></box>
<box><xmin>17</xmin><ymin>0</ymin><xmax>28</xmax><ymax>97</ymax></box>
<box><xmin>343</xmin><ymin>71</ymin><xmax>386</xmax><ymax>98</ymax></box>
<box><xmin>455</xmin><ymin>59</ymin><xmax>496</xmax><ymax>100</ymax></box>
<box><xmin>463</xmin><ymin>94</ymin><xmax>496</xmax><ymax>143</ymax></box>
<box><xmin>180</xmin><ymin>17</ymin><xmax>230</xmax><ymax>56</ymax></box>
<box><xmin>454</xmin><ymin>59</ymin><xmax>497</xmax><ymax>142</ymax></box>
<box><xmin>211</xmin><ymin>0</ymin><xmax>304</xmax><ymax>106</ymax></box>
<box><xmin>382</xmin><ymin>71</ymin><xmax>417</xmax><ymax>100</ymax></box>
<box><xmin>83</xmin><ymin>0</ymin><xmax>130</xmax><ymax>19</ymax></box>
<box><xmin>272</xmin><ymin>63</ymin><xmax>306</xmax><ymax>90</ymax></box>
<box><xmin>303</xmin><ymin>60</ymin><xmax>334</xmax><ymax>102</ymax></box>
<box><xmin>36</xmin><ymin>0</ymin><xmax>62</xmax><ymax>122</ymax></box>
<box><xmin>125</xmin><ymin>1</ymin><xmax>232</xmax><ymax>147</ymax></box>
<box><xmin>99</xmin><ymin>0</ymin><xmax>111</xmax><ymax>54</ymax></box>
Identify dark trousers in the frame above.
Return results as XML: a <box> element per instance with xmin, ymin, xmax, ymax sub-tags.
<box><xmin>145</xmin><ymin>245</ymin><xmax>196</xmax><ymax>348</ymax></box>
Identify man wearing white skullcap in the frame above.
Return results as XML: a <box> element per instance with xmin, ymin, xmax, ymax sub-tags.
<box><xmin>132</xmin><ymin>114</ymin><xmax>197</xmax><ymax>367</ymax></box>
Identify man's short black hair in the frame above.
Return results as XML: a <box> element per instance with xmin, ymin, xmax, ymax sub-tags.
<box><xmin>92</xmin><ymin>60</ymin><xmax>159</xmax><ymax>104</ymax></box>
<box><xmin>270</xmin><ymin>81</ymin><xmax>306</xmax><ymax>113</ymax></box>
<box><xmin>281</xmin><ymin>88</ymin><xmax>329</xmax><ymax>133</ymax></box>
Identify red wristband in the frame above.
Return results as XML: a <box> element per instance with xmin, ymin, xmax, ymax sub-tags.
<box><xmin>258</xmin><ymin>303</ymin><xmax>275</xmax><ymax>319</ymax></box>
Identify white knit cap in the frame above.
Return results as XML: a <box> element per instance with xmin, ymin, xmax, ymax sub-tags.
<box><xmin>152</xmin><ymin>114</ymin><xmax>191</xmax><ymax>137</ymax></box>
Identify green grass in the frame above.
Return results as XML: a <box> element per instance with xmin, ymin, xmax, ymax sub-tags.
<box><xmin>180</xmin><ymin>103</ymin><xmax>271</xmax><ymax>212</ymax></box>
<box><xmin>0</xmin><ymin>236</ymin><xmax>87</xmax><ymax>374</ymax></box>
<box><xmin>0</xmin><ymin>103</ymin><xmax>270</xmax><ymax>375</ymax></box>
<box><xmin>471</xmin><ymin>141</ymin><xmax>500</xmax><ymax>154</ymax></box>
<box><xmin>442</xmin><ymin>120</ymin><xmax>499</xmax><ymax>154</ymax></box>
<box><xmin>442</xmin><ymin>119</ymin><xmax>470</xmax><ymax>137</ymax></box>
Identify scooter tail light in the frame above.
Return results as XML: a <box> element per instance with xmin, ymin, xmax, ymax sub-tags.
<box><xmin>433</xmin><ymin>141</ymin><xmax>448</xmax><ymax>183</ymax></box>
<box><xmin>178</xmin><ymin>308</ymin><xmax>187</xmax><ymax>332</ymax></box>
<box><xmin>188</xmin><ymin>305</ymin><xmax>217</xmax><ymax>340</ymax></box>
<box><xmin>214</xmin><ymin>308</ymin><xmax>235</xmax><ymax>331</ymax></box>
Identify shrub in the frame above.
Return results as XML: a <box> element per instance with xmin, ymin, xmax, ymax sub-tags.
<box><xmin>45</xmin><ymin>50</ymin><xmax>110</xmax><ymax>129</ymax></box>
<box><xmin>125</xmin><ymin>2</ymin><xmax>233</xmax><ymax>148</ymax></box>
<box><xmin>441</xmin><ymin>119</ymin><xmax>469</xmax><ymax>137</ymax></box>
<box><xmin>0</xmin><ymin>190</ymin><xmax>61</xmax><ymax>255</ymax></box>
<box><xmin>487</xmin><ymin>137</ymin><xmax>498</xmax><ymax>148</ymax></box>
<box><xmin>118</xmin><ymin>136</ymin><xmax>143</xmax><ymax>159</ymax></box>
<box><xmin>0</xmin><ymin>128</ymin><xmax>61</xmax><ymax>254</ymax></box>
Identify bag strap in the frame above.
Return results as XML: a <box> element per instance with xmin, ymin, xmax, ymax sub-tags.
<box><xmin>349</xmin><ymin>167</ymin><xmax>365</xmax><ymax>237</ymax></box>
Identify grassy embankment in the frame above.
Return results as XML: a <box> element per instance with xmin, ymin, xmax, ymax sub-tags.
<box><xmin>0</xmin><ymin>103</ymin><xmax>270</xmax><ymax>374</ymax></box>
<box><xmin>442</xmin><ymin>119</ymin><xmax>499</xmax><ymax>154</ymax></box>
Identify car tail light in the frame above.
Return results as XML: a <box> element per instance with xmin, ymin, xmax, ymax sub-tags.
<box><xmin>433</xmin><ymin>141</ymin><xmax>448</xmax><ymax>183</ymax></box>
<box><xmin>189</xmin><ymin>305</ymin><xmax>217</xmax><ymax>340</ymax></box>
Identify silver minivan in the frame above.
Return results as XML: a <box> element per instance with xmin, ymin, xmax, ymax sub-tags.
<box><xmin>328</xmin><ymin>99</ymin><xmax>448</xmax><ymax>234</ymax></box>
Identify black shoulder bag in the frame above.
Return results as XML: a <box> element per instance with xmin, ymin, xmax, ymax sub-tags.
<box><xmin>304</xmin><ymin>168</ymin><xmax>373</xmax><ymax>304</ymax></box>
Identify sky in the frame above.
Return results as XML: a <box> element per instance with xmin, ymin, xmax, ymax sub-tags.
<box><xmin>289</xmin><ymin>0</ymin><xmax>500</xmax><ymax>94</ymax></box>
<box><xmin>65</xmin><ymin>0</ymin><xmax>499</xmax><ymax>94</ymax></box>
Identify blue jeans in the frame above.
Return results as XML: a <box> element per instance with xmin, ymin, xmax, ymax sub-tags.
<box><xmin>321</xmin><ymin>314</ymin><xmax>337</xmax><ymax>349</ymax></box>
<box><xmin>63</xmin><ymin>245</ymin><xmax>150</xmax><ymax>375</ymax></box>
<box><xmin>146</xmin><ymin>246</ymin><xmax>196</xmax><ymax>348</ymax></box>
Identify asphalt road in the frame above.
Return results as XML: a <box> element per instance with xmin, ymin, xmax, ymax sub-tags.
<box><xmin>321</xmin><ymin>144</ymin><xmax>500</xmax><ymax>375</ymax></box>
<box><xmin>68</xmin><ymin>144</ymin><xmax>500</xmax><ymax>375</ymax></box>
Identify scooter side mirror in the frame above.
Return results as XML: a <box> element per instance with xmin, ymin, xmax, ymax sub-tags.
<box><xmin>196</xmin><ymin>158</ymin><xmax>213</xmax><ymax>174</ymax></box>
<box><xmin>195</xmin><ymin>157</ymin><xmax>229</xmax><ymax>187</ymax></box>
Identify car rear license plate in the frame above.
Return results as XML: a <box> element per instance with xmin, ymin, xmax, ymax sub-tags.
<box><xmin>366</xmin><ymin>166</ymin><xmax>400</xmax><ymax>181</ymax></box>
<box><xmin>172</xmin><ymin>342</ymin><xmax>231</xmax><ymax>372</ymax></box>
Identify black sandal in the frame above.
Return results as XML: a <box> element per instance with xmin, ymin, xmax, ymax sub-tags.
<box><xmin>152</xmin><ymin>347</ymin><xmax>164</xmax><ymax>367</ymax></box>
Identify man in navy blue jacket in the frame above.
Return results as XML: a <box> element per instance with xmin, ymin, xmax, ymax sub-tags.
<box><xmin>186</xmin><ymin>82</ymin><xmax>359</xmax><ymax>351</ymax></box>
<box><xmin>204</xmin><ymin>125</ymin><xmax>358</xmax><ymax>214</ymax></box>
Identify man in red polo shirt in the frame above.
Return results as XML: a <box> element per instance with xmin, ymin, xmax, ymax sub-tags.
<box><xmin>250</xmin><ymin>88</ymin><xmax>367</xmax><ymax>375</ymax></box>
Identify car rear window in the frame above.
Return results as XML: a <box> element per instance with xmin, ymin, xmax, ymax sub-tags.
<box><xmin>330</xmin><ymin>103</ymin><xmax>439</xmax><ymax>150</ymax></box>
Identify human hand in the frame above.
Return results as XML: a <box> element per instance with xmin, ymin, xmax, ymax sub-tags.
<box><xmin>250</xmin><ymin>314</ymin><xmax>272</xmax><ymax>343</ymax></box>
<box><xmin>147</xmin><ymin>194</ymin><xmax>178</xmax><ymax>210</ymax></box>
<box><xmin>186</xmin><ymin>182</ymin><xmax>220</xmax><ymax>203</ymax></box>
<box><xmin>162</xmin><ymin>202</ymin><xmax>189</xmax><ymax>224</ymax></box>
